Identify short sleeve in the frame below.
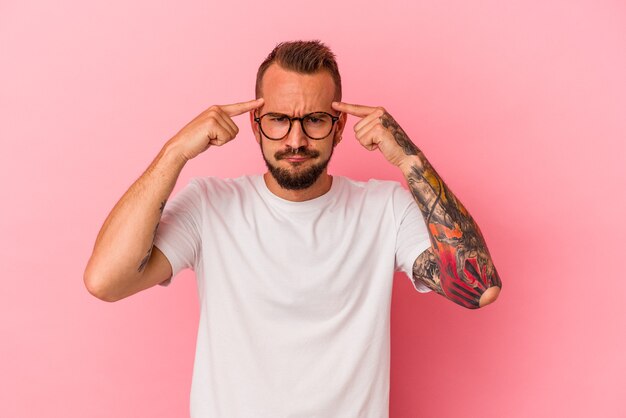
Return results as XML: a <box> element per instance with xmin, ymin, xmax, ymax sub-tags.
<box><xmin>154</xmin><ymin>178</ymin><xmax>203</xmax><ymax>286</ymax></box>
<box><xmin>393</xmin><ymin>185</ymin><xmax>433</xmax><ymax>293</ymax></box>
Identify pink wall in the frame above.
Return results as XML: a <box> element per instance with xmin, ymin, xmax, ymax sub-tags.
<box><xmin>1</xmin><ymin>0</ymin><xmax>624</xmax><ymax>417</ymax></box>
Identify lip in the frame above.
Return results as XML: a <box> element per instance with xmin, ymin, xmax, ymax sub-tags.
<box><xmin>284</xmin><ymin>157</ymin><xmax>310</xmax><ymax>162</ymax></box>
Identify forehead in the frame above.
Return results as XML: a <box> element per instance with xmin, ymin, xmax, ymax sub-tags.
<box><xmin>260</xmin><ymin>63</ymin><xmax>335</xmax><ymax>113</ymax></box>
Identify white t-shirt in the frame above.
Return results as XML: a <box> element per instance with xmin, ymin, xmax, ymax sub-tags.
<box><xmin>154</xmin><ymin>174</ymin><xmax>432</xmax><ymax>418</ymax></box>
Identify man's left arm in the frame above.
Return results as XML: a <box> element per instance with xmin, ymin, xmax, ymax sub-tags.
<box><xmin>332</xmin><ymin>101</ymin><xmax>502</xmax><ymax>309</ymax></box>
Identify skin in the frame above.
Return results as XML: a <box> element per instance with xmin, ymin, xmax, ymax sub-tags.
<box><xmin>331</xmin><ymin>101</ymin><xmax>502</xmax><ymax>309</ymax></box>
<box><xmin>137</xmin><ymin>199</ymin><xmax>167</xmax><ymax>272</ymax></box>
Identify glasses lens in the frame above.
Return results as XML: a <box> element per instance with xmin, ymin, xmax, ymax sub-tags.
<box><xmin>259</xmin><ymin>112</ymin><xmax>335</xmax><ymax>140</ymax></box>
<box><xmin>302</xmin><ymin>113</ymin><xmax>333</xmax><ymax>139</ymax></box>
<box><xmin>260</xmin><ymin>113</ymin><xmax>290</xmax><ymax>140</ymax></box>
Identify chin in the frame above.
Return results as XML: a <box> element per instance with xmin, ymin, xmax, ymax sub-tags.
<box><xmin>260</xmin><ymin>140</ymin><xmax>334</xmax><ymax>190</ymax></box>
<box><xmin>265</xmin><ymin>158</ymin><xmax>329</xmax><ymax>191</ymax></box>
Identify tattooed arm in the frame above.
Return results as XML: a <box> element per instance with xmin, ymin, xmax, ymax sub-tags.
<box><xmin>332</xmin><ymin>101</ymin><xmax>502</xmax><ymax>309</ymax></box>
<box><xmin>402</xmin><ymin>155</ymin><xmax>502</xmax><ymax>309</ymax></box>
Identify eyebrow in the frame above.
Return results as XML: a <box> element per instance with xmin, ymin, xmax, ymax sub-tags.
<box><xmin>260</xmin><ymin>110</ymin><xmax>334</xmax><ymax>116</ymax></box>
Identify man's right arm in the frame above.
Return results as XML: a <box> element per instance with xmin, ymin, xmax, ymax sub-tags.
<box><xmin>83</xmin><ymin>98</ymin><xmax>264</xmax><ymax>302</ymax></box>
<box><xmin>83</xmin><ymin>142</ymin><xmax>186</xmax><ymax>302</ymax></box>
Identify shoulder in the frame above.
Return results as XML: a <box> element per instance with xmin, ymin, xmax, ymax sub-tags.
<box><xmin>335</xmin><ymin>176</ymin><xmax>415</xmax><ymax>222</ymax></box>
<box><xmin>182</xmin><ymin>175</ymin><xmax>261</xmax><ymax>214</ymax></box>
<box><xmin>186</xmin><ymin>175</ymin><xmax>259</xmax><ymax>197</ymax></box>
<box><xmin>338</xmin><ymin>176</ymin><xmax>409</xmax><ymax>200</ymax></box>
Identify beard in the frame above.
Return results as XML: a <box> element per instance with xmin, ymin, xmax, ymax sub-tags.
<box><xmin>261</xmin><ymin>142</ymin><xmax>334</xmax><ymax>190</ymax></box>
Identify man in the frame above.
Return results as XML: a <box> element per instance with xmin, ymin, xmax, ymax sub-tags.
<box><xmin>84</xmin><ymin>40</ymin><xmax>501</xmax><ymax>417</ymax></box>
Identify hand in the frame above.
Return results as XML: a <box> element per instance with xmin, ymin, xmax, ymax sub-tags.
<box><xmin>169</xmin><ymin>98</ymin><xmax>264</xmax><ymax>161</ymax></box>
<box><xmin>331</xmin><ymin>101</ymin><xmax>418</xmax><ymax>168</ymax></box>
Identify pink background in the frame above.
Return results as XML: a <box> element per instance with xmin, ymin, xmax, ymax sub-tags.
<box><xmin>1</xmin><ymin>0</ymin><xmax>625</xmax><ymax>417</ymax></box>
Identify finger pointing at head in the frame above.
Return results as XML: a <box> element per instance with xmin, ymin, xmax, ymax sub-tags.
<box><xmin>222</xmin><ymin>98</ymin><xmax>265</xmax><ymax>117</ymax></box>
<box><xmin>331</xmin><ymin>101</ymin><xmax>377</xmax><ymax>118</ymax></box>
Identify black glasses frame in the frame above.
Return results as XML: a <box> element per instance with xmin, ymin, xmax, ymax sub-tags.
<box><xmin>254</xmin><ymin>111</ymin><xmax>340</xmax><ymax>140</ymax></box>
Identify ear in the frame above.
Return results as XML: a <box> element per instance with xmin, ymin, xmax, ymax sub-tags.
<box><xmin>332</xmin><ymin>111</ymin><xmax>348</xmax><ymax>147</ymax></box>
<box><xmin>250</xmin><ymin>110</ymin><xmax>261</xmax><ymax>145</ymax></box>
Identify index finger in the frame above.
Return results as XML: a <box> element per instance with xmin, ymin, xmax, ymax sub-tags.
<box><xmin>221</xmin><ymin>98</ymin><xmax>265</xmax><ymax>117</ymax></box>
<box><xmin>331</xmin><ymin>101</ymin><xmax>378</xmax><ymax>118</ymax></box>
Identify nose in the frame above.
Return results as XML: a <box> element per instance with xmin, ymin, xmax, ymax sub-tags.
<box><xmin>283</xmin><ymin>119</ymin><xmax>309</xmax><ymax>150</ymax></box>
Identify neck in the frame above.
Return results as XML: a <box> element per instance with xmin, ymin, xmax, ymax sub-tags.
<box><xmin>263</xmin><ymin>171</ymin><xmax>333</xmax><ymax>202</ymax></box>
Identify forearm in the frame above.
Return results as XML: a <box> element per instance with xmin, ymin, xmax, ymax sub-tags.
<box><xmin>330</xmin><ymin>102</ymin><xmax>502</xmax><ymax>308</ymax></box>
<box><xmin>399</xmin><ymin>152</ymin><xmax>502</xmax><ymax>309</ymax></box>
<box><xmin>84</xmin><ymin>140</ymin><xmax>187</xmax><ymax>298</ymax></box>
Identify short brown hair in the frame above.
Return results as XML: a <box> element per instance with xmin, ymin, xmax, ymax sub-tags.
<box><xmin>255</xmin><ymin>40</ymin><xmax>342</xmax><ymax>101</ymax></box>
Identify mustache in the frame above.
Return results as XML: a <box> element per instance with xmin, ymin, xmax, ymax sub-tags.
<box><xmin>275</xmin><ymin>147</ymin><xmax>320</xmax><ymax>160</ymax></box>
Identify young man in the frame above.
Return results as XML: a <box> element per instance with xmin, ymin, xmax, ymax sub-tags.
<box><xmin>84</xmin><ymin>40</ymin><xmax>501</xmax><ymax>417</ymax></box>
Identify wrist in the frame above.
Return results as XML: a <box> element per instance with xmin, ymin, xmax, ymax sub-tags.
<box><xmin>161</xmin><ymin>139</ymin><xmax>190</xmax><ymax>168</ymax></box>
<box><xmin>398</xmin><ymin>155</ymin><xmax>424</xmax><ymax>175</ymax></box>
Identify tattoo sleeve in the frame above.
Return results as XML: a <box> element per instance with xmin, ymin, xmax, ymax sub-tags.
<box><xmin>137</xmin><ymin>200</ymin><xmax>167</xmax><ymax>273</ymax></box>
<box><xmin>384</xmin><ymin>112</ymin><xmax>502</xmax><ymax>309</ymax></box>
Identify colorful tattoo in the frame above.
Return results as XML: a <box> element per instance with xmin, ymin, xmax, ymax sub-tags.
<box><xmin>384</xmin><ymin>112</ymin><xmax>501</xmax><ymax>308</ymax></box>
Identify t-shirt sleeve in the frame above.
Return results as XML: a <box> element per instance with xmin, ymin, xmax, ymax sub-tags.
<box><xmin>154</xmin><ymin>178</ymin><xmax>203</xmax><ymax>286</ymax></box>
<box><xmin>393</xmin><ymin>184</ymin><xmax>433</xmax><ymax>293</ymax></box>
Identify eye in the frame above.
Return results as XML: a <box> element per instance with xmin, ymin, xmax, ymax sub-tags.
<box><xmin>269</xmin><ymin>115</ymin><xmax>288</xmax><ymax>122</ymax></box>
<box><xmin>305</xmin><ymin>113</ymin><xmax>330</xmax><ymax>124</ymax></box>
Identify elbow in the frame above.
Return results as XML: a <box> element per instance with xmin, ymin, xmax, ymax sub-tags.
<box><xmin>478</xmin><ymin>286</ymin><xmax>501</xmax><ymax>308</ymax></box>
<box><xmin>83</xmin><ymin>265</ymin><xmax>119</xmax><ymax>303</ymax></box>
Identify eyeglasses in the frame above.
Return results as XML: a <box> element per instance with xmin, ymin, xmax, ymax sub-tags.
<box><xmin>254</xmin><ymin>111</ymin><xmax>340</xmax><ymax>140</ymax></box>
